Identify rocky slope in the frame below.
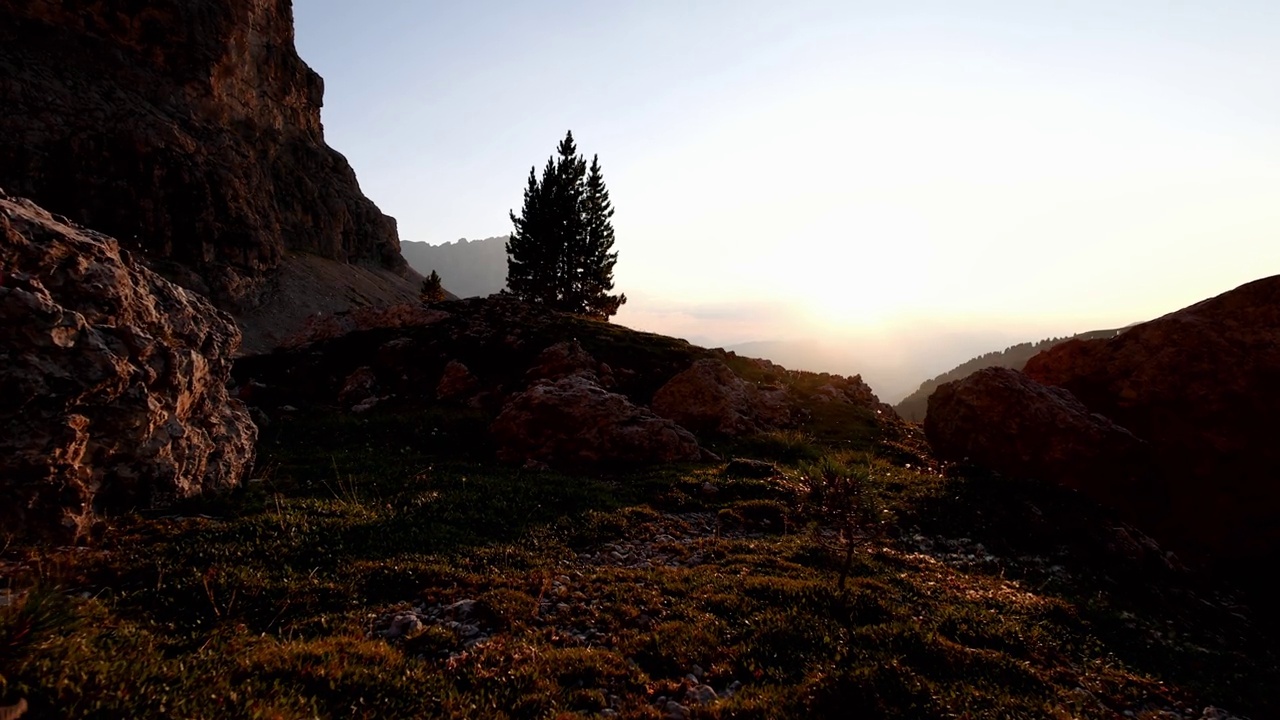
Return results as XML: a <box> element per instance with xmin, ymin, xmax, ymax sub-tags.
<box><xmin>0</xmin><ymin>0</ymin><xmax>412</xmax><ymax>321</ymax></box>
<box><xmin>0</xmin><ymin>191</ymin><xmax>256</xmax><ymax>542</ymax></box>
<box><xmin>232</xmin><ymin>295</ymin><xmax>899</xmax><ymax>469</ymax></box>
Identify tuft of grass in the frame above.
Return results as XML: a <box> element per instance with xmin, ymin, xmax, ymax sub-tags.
<box><xmin>740</xmin><ymin>429</ymin><xmax>823</xmax><ymax>464</ymax></box>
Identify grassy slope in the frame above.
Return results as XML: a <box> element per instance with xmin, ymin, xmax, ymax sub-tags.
<box><xmin>2</xmin><ymin>360</ymin><xmax>1276</xmax><ymax>718</ymax></box>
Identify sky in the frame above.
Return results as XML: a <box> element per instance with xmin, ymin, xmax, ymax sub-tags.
<box><xmin>293</xmin><ymin>1</ymin><xmax>1280</xmax><ymax>401</ymax></box>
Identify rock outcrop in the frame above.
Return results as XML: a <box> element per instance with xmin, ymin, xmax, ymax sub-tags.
<box><xmin>0</xmin><ymin>192</ymin><xmax>256</xmax><ymax>541</ymax></box>
<box><xmin>924</xmin><ymin>368</ymin><xmax>1151</xmax><ymax>509</ymax></box>
<box><xmin>525</xmin><ymin>340</ymin><xmax>615</xmax><ymax>387</ymax></box>
<box><xmin>491</xmin><ymin>376</ymin><xmax>706</xmax><ymax>470</ymax></box>
<box><xmin>0</xmin><ymin>0</ymin><xmax>411</xmax><ymax>315</ymax></box>
<box><xmin>652</xmin><ymin>359</ymin><xmax>794</xmax><ymax>436</ymax></box>
<box><xmin>1023</xmin><ymin>276</ymin><xmax>1280</xmax><ymax>562</ymax></box>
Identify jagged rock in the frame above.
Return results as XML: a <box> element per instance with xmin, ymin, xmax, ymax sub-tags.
<box><xmin>652</xmin><ymin>359</ymin><xmax>794</xmax><ymax>436</ymax></box>
<box><xmin>924</xmin><ymin>367</ymin><xmax>1151</xmax><ymax>509</ymax></box>
<box><xmin>1024</xmin><ymin>275</ymin><xmax>1280</xmax><ymax>562</ymax></box>
<box><xmin>813</xmin><ymin>375</ymin><xmax>882</xmax><ymax>407</ymax></box>
<box><xmin>0</xmin><ymin>0</ymin><xmax>411</xmax><ymax>313</ymax></box>
<box><xmin>436</xmin><ymin>360</ymin><xmax>480</xmax><ymax>402</ymax></box>
<box><xmin>491</xmin><ymin>376</ymin><xmax>706</xmax><ymax>470</ymax></box>
<box><xmin>0</xmin><ymin>194</ymin><xmax>256</xmax><ymax>541</ymax></box>
<box><xmin>338</xmin><ymin>367</ymin><xmax>378</xmax><ymax>407</ymax></box>
<box><xmin>525</xmin><ymin>340</ymin><xmax>614</xmax><ymax>386</ymax></box>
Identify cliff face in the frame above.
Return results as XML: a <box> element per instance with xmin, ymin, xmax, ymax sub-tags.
<box><xmin>0</xmin><ymin>0</ymin><xmax>409</xmax><ymax>311</ymax></box>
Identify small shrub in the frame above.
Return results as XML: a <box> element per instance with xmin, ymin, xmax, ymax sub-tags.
<box><xmin>800</xmin><ymin>456</ymin><xmax>879</xmax><ymax>590</ymax></box>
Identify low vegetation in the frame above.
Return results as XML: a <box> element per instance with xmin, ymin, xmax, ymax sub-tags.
<box><xmin>1</xmin><ymin>396</ymin><xmax>1275</xmax><ymax>718</ymax></box>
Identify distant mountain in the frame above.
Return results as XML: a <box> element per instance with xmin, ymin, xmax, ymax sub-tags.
<box><xmin>400</xmin><ymin>236</ymin><xmax>508</xmax><ymax>298</ymax></box>
<box><xmin>893</xmin><ymin>327</ymin><xmax>1129</xmax><ymax>422</ymax></box>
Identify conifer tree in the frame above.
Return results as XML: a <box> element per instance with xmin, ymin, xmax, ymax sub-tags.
<box><xmin>579</xmin><ymin>154</ymin><xmax>625</xmax><ymax>319</ymax></box>
<box><xmin>420</xmin><ymin>270</ymin><xmax>446</xmax><ymax>303</ymax></box>
<box><xmin>506</xmin><ymin>131</ymin><xmax>624</xmax><ymax>319</ymax></box>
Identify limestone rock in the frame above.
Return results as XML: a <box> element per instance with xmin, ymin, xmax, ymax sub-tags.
<box><xmin>1024</xmin><ymin>275</ymin><xmax>1280</xmax><ymax>562</ymax></box>
<box><xmin>0</xmin><ymin>193</ymin><xmax>256</xmax><ymax>541</ymax></box>
<box><xmin>652</xmin><ymin>359</ymin><xmax>794</xmax><ymax>436</ymax></box>
<box><xmin>491</xmin><ymin>376</ymin><xmax>705</xmax><ymax>470</ymax></box>
<box><xmin>924</xmin><ymin>367</ymin><xmax>1150</xmax><ymax>509</ymax></box>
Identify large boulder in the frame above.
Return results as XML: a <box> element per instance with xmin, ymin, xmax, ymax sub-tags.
<box><xmin>491</xmin><ymin>376</ymin><xmax>706</xmax><ymax>470</ymax></box>
<box><xmin>652</xmin><ymin>359</ymin><xmax>794</xmax><ymax>436</ymax></box>
<box><xmin>0</xmin><ymin>192</ymin><xmax>256</xmax><ymax>541</ymax></box>
<box><xmin>924</xmin><ymin>368</ymin><xmax>1151</xmax><ymax>509</ymax></box>
<box><xmin>1023</xmin><ymin>275</ymin><xmax>1280</xmax><ymax>562</ymax></box>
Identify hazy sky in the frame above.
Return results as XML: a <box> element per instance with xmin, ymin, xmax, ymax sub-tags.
<box><xmin>294</xmin><ymin>1</ymin><xmax>1280</xmax><ymax>400</ymax></box>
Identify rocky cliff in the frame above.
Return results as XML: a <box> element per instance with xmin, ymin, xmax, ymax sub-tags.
<box><xmin>0</xmin><ymin>0</ymin><xmax>411</xmax><ymax>314</ymax></box>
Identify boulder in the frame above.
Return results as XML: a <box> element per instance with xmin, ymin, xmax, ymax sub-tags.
<box><xmin>491</xmin><ymin>376</ymin><xmax>706</xmax><ymax>470</ymax></box>
<box><xmin>652</xmin><ymin>359</ymin><xmax>794</xmax><ymax>436</ymax></box>
<box><xmin>0</xmin><ymin>193</ymin><xmax>256</xmax><ymax>541</ymax></box>
<box><xmin>924</xmin><ymin>367</ymin><xmax>1151</xmax><ymax>509</ymax></box>
<box><xmin>436</xmin><ymin>360</ymin><xmax>480</xmax><ymax>402</ymax></box>
<box><xmin>1023</xmin><ymin>275</ymin><xmax>1280</xmax><ymax>562</ymax></box>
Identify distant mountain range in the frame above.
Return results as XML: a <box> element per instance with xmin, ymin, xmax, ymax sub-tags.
<box><xmin>892</xmin><ymin>327</ymin><xmax>1129</xmax><ymax>422</ymax></box>
<box><xmin>400</xmin><ymin>236</ymin><xmax>509</xmax><ymax>298</ymax></box>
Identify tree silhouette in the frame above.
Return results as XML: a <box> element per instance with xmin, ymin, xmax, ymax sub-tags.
<box><xmin>506</xmin><ymin>131</ymin><xmax>626</xmax><ymax>319</ymax></box>
<box><xmin>420</xmin><ymin>270</ymin><xmax>446</xmax><ymax>303</ymax></box>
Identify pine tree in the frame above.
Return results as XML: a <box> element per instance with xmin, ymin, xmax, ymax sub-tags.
<box><xmin>420</xmin><ymin>270</ymin><xmax>446</xmax><ymax>303</ymax></box>
<box><xmin>506</xmin><ymin>131</ymin><xmax>624</xmax><ymax>319</ymax></box>
<box><xmin>579</xmin><ymin>154</ymin><xmax>625</xmax><ymax>319</ymax></box>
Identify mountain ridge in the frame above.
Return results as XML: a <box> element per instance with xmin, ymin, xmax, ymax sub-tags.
<box><xmin>401</xmin><ymin>235</ymin><xmax>509</xmax><ymax>298</ymax></box>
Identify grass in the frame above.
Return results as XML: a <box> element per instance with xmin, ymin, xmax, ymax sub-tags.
<box><xmin>1</xmin><ymin>400</ymin><xmax>1276</xmax><ymax>718</ymax></box>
